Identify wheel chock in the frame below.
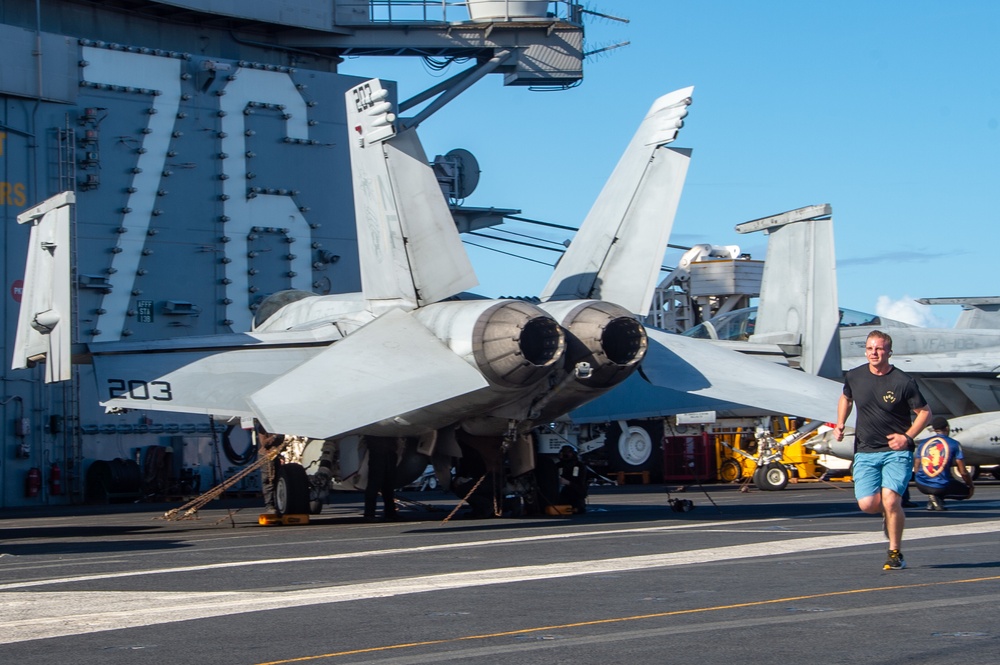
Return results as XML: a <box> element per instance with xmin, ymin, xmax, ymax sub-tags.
<box><xmin>259</xmin><ymin>513</ymin><xmax>310</xmax><ymax>526</ymax></box>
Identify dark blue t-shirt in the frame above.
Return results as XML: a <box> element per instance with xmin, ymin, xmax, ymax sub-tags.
<box><xmin>915</xmin><ymin>434</ymin><xmax>964</xmax><ymax>488</ymax></box>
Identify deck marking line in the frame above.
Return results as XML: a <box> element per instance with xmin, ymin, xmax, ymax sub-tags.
<box><xmin>258</xmin><ymin>591</ymin><xmax>1000</xmax><ymax>665</ymax></box>
<box><xmin>1</xmin><ymin>518</ymin><xmax>998</xmax><ymax>644</ymax></box>
<box><xmin>0</xmin><ymin>517</ymin><xmax>784</xmax><ymax>591</ymax></box>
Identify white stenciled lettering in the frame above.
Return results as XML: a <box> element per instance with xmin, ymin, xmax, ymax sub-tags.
<box><xmin>107</xmin><ymin>378</ymin><xmax>173</xmax><ymax>402</ymax></box>
<box><xmin>218</xmin><ymin>68</ymin><xmax>313</xmax><ymax>331</ymax></box>
<box><xmin>83</xmin><ymin>48</ymin><xmax>182</xmax><ymax>343</ymax></box>
<box><xmin>81</xmin><ymin>49</ymin><xmax>315</xmax><ymax>336</ymax></box>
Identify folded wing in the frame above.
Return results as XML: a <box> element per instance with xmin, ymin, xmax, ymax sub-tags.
<box><xmin>12</xmin><ymin>192</ymin><xmax>75</xmax><ymax>383</ymax></box>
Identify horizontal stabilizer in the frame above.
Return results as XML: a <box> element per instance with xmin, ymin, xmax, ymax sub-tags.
<box><xmin>92</xmin><ymin>329</ymin><xmax>340</xmax><ymax>418</ymax></box>
<box><xmin>12</xmin><ymin>192</ymin><xmax>75</xmax><ymax>383</ymax></box>
<box><xmin>247</xmin><ymin>308</ymin><xmax>489</xmax><ymax>439</ymax></box>
<box><xmin>640</xmin><ymin>329</ymin><xmax>852</xmax><ymax>425</ymax></box>
<box><xmin>541</xmin><ymin>87</ymin><xmax>693</xmax><ymax>315</ymax></box>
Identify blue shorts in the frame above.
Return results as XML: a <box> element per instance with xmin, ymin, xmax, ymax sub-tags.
<box><xmin>853</xmin><ymin>450</ymin><xmax>913</xmax><ymax>500</ymax></box>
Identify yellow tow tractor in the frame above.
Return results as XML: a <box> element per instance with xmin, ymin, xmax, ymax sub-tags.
<box><xmin>714</xmin><ymin>417</ymin><xmax>826</xmax><ymax>490</ymax></box>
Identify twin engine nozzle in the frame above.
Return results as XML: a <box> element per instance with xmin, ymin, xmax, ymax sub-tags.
<box><xmin>538</xmin><ymin>300</ymin><xmax>648</xmax><ymax>390</ymax></box>
<box><xmin>414</xmin><ymin>299</ymin><xmax>647</xmax><ymax>392</ymax></box>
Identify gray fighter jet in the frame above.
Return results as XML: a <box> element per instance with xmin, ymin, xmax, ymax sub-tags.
<box><xmin>13</xmin><ymin>80</ymin><xmax>847</xmax><ymax>513</ymax></box>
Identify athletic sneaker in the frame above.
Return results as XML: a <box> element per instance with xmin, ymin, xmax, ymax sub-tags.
<box><xmin>883</xmin><ymin>549</ymin><xmax>906</xmax><ymax>570</ymax></box>
<box><xmin>926</xmin><ymin>495</ymin><xmax>945</xmax><ymax>511</ymax></box>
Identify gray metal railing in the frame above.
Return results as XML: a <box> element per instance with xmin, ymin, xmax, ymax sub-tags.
<box><xmin>358</xmin><ymin>1</ymin><xmax>577</xmax><ymax>25</ymax></box>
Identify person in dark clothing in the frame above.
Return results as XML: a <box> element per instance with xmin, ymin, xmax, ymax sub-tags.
<box><xmin>363</xmin><ymin>436</ymin><xmax>399</xmax><ymax>521</ymax></box>
<box><xmin>452</xmin><ymin>438</ymin><xmax>501</xmax><ymax>519</ymax></box>
<box><xmin>557</xmin><ymin>445</ymin><xmax>588</xmax><ymax>514</ymax></box>
<box><xmin>834</xmin><ymin>330</ymin><xmax>931</xmax><ymax>570</ymax></box>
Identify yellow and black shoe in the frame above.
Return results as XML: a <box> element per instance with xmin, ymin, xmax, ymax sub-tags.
<box><xmin>883</xmin><ymin>549</ymin><xmax>906</xmax><ymax>570</ymax></box>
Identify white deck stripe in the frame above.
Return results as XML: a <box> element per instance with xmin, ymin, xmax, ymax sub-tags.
<box><xmin>1</xmin><ymin>519</ymin><xmax>998</xmax><ymax>644</ymax></box>
<box><xmin>0</xmin><ymin>517</ymin><xmax>780</xmax><ymax>591</ymax></box>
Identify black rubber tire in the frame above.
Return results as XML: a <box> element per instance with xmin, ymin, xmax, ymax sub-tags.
<box><xmin>395</xmin><ymin>438</ymin><xmax>431</xmax><ymax>488</ymax></box>
<box><xmin>755</xmin><ymin>463</ymin><xmax>789</xmax><ymax>491</ymax></box>
<box><xmin>85</xmin><ymin>458</ymin><xmax>142</xmax><ymax>503</ymax></box>
<box><xmin>719</xmin><ymin>458</ymin><xmax>743</xmax><ymax>483</ymax></box>
<box><xmin>274</xmin><ymin>463</ymin><xmax>310</xmax><ymax>516</ymax></box>
<box><xmin>605</xmin><ymin>420</ymin><xmax>664</xmax><ymax>476</ymax></box>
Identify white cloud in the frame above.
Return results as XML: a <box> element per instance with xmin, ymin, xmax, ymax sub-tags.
<box><xmin>874</xmin><ymin>295</ymin><xmax>950</xmax><ymax>327</ymax></box>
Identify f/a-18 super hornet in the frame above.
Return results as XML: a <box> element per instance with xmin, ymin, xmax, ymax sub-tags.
<box><xmin>14</xmin><ymin>79</ymin><xmax>846</xmax><ymax>515</ymax></box>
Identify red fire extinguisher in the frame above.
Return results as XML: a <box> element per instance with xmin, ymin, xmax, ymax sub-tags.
<box><xmin>26</xmin><ymin>467</ymin><xmax>42</xmax><ymax>498</ymax></box>
<box><xmin>50</xmin><ymin>462</ymin><xmax>62</xmax><ymax>496</ymax></box>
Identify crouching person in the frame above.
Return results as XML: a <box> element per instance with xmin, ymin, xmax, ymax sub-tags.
<box><xmin>914</xmin><ymin>416</ymin><xmax>975</xmax><ymax>511</ymax></box>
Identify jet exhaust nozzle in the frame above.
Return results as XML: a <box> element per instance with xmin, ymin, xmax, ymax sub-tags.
<box><xmin>539</xmin><ymin>300</ymin><xmax>648</xmax><ymax>389</ymax></box>
<box><xmin>473</xmin><ymin>301</ymin><xmax>566</xmax><ymax>388</ymax></box>
<box><xmin>414</xmin><ymin>300</ymin><xmax>566</xmax><ymax>390</ymax></box>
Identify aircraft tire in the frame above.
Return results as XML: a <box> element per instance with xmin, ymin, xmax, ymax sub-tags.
<box><xmin>755</xmin><ymin>463</ymin><xmax>789</xmax><ymax>491</ymax></box>
<box><xmin>719</xmin><ymin>458</ymin><xmax>742</xmax><ymax>483</ymax></box>
<box><xmin>605</xmin><ymin>420</ymin><xmax>664</xmax><ymax>475</ymax></box>
<box><xmin>395</xmin><ymin>438</ymin><xmax>431</xmax><ymax>488</ymax></box>
<box><xmin>275</xmin><ymin>463</ymin><xmax>310</xmax><ymax>516</ymax></box>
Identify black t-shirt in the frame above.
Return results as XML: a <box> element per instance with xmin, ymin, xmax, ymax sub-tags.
<box><xmin>843</xmin><ymin>364</ymin><xmax>927</xmax><ymax>453</ymax></box>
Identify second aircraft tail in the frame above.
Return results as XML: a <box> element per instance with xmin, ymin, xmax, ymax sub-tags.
<box><xmin>736</xmin><ymin>204</ymin><xmax>842</xmax><ymax>378</ymax></box>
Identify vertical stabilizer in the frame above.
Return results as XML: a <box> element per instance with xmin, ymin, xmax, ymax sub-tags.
<box><xmin>736</xmin><ymin>205</ymin><xmax>842</xmax><ymax>378</ymax></box>
<box><xmin>12</xmin><ymin>191</ymin><xmax>75</xmax><ymax>383</ymax></box>
<box><xmin>540</xmin><ymin>87</ymin><xmax>693</xmax><ymax>316</ymax></box>
<box><xmin>915</xmin><ymin>297</ymin><xmax>1000</xmax><ymax>329</ymax></box>
<box><xmin>346</xmin><ymin>79</ymin><xmax>476</xmax><ymax>312</ymax></box>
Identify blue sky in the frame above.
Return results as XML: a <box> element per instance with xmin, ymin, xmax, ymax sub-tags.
<box><xmin>340</xmin><ymin>2</ymin><xmax>1000</xmax><ymax>327</ymax></box>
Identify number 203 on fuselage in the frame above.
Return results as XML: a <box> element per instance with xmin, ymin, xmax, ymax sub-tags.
<box><xmin>106</xmin><ymin>378</ymin><xmax>174</xmax><ymax>402</ymax></box>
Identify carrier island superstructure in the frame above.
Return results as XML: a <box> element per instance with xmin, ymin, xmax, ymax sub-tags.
<box><xmin>0</xmin><ymin>0</ymin><xmax>588</xmax><ymax>508</ymax></box>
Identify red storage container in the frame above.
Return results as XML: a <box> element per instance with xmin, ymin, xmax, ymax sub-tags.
<box><xmin>662</xmin><ymin>433</ymin><xmax>716</xmax><ymax>482</ymax></box>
